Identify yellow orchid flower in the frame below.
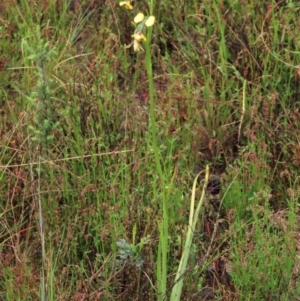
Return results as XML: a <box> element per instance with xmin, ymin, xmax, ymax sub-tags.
<box><xmin>130</xmin><ymin>32</ymin><xmax>146</xmax><ymax>52</ymax></box>
<box><xmin>126</xmin><ymin>13</ymin><xmax>155</xmax><ymax>52</ymax></box>
<box><xmin>119</xmin><ymin>0</ymin><xmax>133</xmax><ymax>10</ymax></box>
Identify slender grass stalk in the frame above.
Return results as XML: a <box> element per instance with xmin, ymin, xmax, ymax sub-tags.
<box><xmin>238</xmin><ymin>80</ymin><xmax>246</xmax><ymax>144</ymax></box>
<box><xmin>37</xmin><ymin>158</ymin><xmax>47</xmax><ymax>301</ymax></box>
<box><xmin>170</xmin><ymin>165</ymin><xmax>209</xmax><ymax>301</ymax></box>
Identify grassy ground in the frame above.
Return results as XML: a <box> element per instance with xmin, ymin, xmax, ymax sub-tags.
<box><xmin>1</xmin><ymin>0</ymin><xmax>300</xmax><ymax>300</ymax></box>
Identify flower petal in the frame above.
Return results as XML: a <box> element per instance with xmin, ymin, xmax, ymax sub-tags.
<box><xmin>145</xmin><ymin>16</ymin><xmax>155</xmax><ymax>27</ymax></box>
<box><xmin>132</xmin><ymin>33</ymin><xmax>146</xmax><ymax>42</ymax></box>
<box><xmin>133</xmin><ymin>40</ymin><xmax>141</xmax><ymax>51</ymax></box>
<box><xmin>134</xmin><ymin>13</ymin><xmax>145</xmax><ymax>24</ymax></box>
<box><xmin>119</xmin><ymin>1</ymin><xmax>133</xmax><ymax>9</ymax></box>
<box><xmin>125</xmin><ymin>41</ymin><xmax>133</xmax><ymax>49</ymax></box>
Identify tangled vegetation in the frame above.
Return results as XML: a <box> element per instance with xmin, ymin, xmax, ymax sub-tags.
<box><xmin>1</xmin><ymin>0</ymin><xmax>300</xmax><ymax>300</ymax></box>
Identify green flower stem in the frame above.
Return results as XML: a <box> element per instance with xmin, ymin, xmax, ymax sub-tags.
<box><xmin>144</xmin><ymin>3</ymin><xmax>168</xmax><ymax>299</ymax></box>
<box><xmin>149</xmin><ymin>0</ymin><xmax>154</xmax><ymax>15</ymax></box>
